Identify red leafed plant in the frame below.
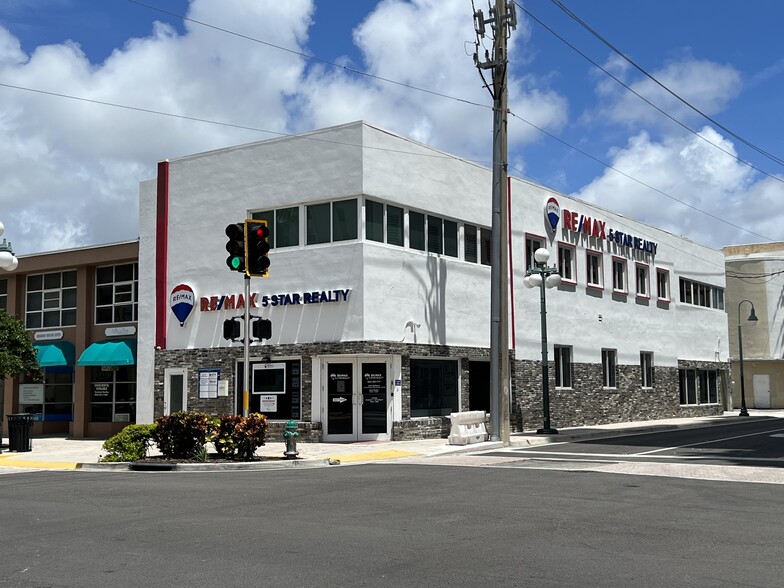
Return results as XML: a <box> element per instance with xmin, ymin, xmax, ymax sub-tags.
<box><xmin>211</xmin><ymin>413</ymin><xmax>268</xmax><ymax>460</ymax></box>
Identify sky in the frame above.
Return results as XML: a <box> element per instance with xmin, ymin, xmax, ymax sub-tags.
<box><xmin>0</xmin><ymin>0</ymin><xmax>782</xmax><ymax>256</ymax></box>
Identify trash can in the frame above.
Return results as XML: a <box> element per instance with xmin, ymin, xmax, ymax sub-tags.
<box><xmin>6</xmin><ymin>413</ymin><xmax>34</xmax><ymax>452</ymax></box>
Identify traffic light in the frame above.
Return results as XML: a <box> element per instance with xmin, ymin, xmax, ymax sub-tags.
<box><xmin>245</xmin><ymin>219</ymin><xmax>270</xmax><ymax>277</ymax></box>
<box><xmin>225</xmin><ymin>223</ymin><xmax>246</xmax><ymax>273</ymax></box>
<box><xmin>252</xmin><ymin>317</ymin><xmax>272</xmax><ymax>340</ymax></box>
<box><xmin>222</xmin><ymin>317</ymin><xmax>241</xmax><ymax>341</ymax></box>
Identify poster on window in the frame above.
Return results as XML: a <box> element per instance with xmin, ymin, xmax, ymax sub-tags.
<box><xmin>260</xmin><ymin>395</ymin><xmax>277</xmax><ymax>412</ymax></box>
<box><xmin>198</xmin><ymin>368</ymin><xmax>220</xmax><ymax>399</ymax></box>
<box><xmin>19</xmin><ymin>384</ymin><xmax>44</xmax><ymax>404</ymax></box>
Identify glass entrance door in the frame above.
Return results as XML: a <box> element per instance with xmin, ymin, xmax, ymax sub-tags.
<box><xmin>324</xmin><ymin>359</ymin><xmax>390</xmax><ymax>441</ymax></box>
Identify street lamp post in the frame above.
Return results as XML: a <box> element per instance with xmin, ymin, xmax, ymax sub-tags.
<box><xmin>737</xmin><ymin>299</ymin><xmax>757</xmax><ymax>417</ymax></box>
<box><xmin>523</xmin><ymin>248</ymin><xmax>561</xmax><ymax>434</ymax></box>
<box><xmin>0</xmin><ymin>220</ymin><xmax>19</xmax><ymax>272</ymax></box>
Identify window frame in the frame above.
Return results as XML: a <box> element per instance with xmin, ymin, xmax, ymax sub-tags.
<box><xmin>554</xmin><ymin>345</ymin><xmax>573</xmax><ymax>389</ymax></box>
<box><xmin>95</xmin><ymin>263</ymin><xmax>139</xmax><ymax>325</ymax></box>
<box><xmin>525</xmin><ymin>233</ymin><xmax>546</xmax><ymax>272</ymax></box>
<box><xmin>611</xmin><ymin>256</ymin><xmax>627</xmax><ymax>294</ymax></box>
<box><xmin>640</xmin><ymin>351</ymin><xmax>654</xmax><ymax>388</ymax></box>
<box><xmin>635</xmin><ymin>263</ymin><xmax>650</xmax><ymax>299</ymax></box>
<box><xmin>656</xmin><ymin>268</ymin><xmax>670</xmax><ymax>302</ymax></box>
<box><xmin>557</xmin><ymin>242</ymin><xmax>576</xmax><ymax>285</ymax></box>
<box><xmin>602</xmin><ymin>348</ymin><xmax>617</xmax><ymax>389</ymax></box>
<box><xmin>25</xmin><ymin>270</ymin><xmax>77</xmax><ymax>329</ymax></box>
<box><xmin>586</xmin><ymin>250</ymin><xmax>603</xmax><ymax>290</ymax></box>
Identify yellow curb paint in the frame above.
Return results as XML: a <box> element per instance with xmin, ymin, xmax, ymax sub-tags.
<box><xmin>329</xmin><ymin>449</ymin><xmax>419</xmax><ymax>463</ymax></box>
<box><xmin>0</xmin><ymin>459</ymin><xmax>79</xmax><ymax>470</ymax></box>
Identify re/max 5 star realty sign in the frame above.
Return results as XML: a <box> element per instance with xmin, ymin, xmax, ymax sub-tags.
<box><xmin>545</xmin><ymin>196</ymin><xmax>658</xmax><ymax>255</ymax></box>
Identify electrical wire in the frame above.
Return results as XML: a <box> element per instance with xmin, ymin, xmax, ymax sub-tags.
<box><xmin>548</xmin><ymin>0</ymin><xmax>784</xmax><ymax>168</ymax></box>
<box><xmin>515</xmin><ymin>1</ymin><xmax>783</xmax><ymax>185</ymax></box>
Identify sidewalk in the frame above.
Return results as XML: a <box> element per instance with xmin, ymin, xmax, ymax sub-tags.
<box><xmin>1</xmin><ymin>410</ymin><xmax>781</xmax><ymax>472</ymax></box>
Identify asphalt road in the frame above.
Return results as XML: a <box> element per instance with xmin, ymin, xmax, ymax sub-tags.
<box><xmin>485</xmin><ymin>418</ymin><xmax>784</xmax><ymax>467</ymax></box>
<box><xmin>1</xmin><ymin>462</ymin><xmax>783</xmax><ymax>587</ymax></box>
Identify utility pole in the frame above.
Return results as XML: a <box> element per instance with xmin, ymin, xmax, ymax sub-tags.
<box><xmin>474</xmin><ymin>1</ymin><xmax>516</xmax><ymax>445</ymax></box>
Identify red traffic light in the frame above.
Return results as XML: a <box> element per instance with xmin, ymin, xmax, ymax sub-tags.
<box><xmin>245</xmin><ymin>219</ymin><xmax>271</xmax><ymax>277</ymax></box>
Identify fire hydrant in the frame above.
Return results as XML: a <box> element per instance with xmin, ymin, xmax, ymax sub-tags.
<box><xmin>283</xmin><ymin>420</ymin><xmax>299</xmax><ymax>460</ymax></box>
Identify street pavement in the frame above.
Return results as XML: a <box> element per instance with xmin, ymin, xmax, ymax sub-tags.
<box><xmin>1</xmin><ymin>409</ymin><xmax>782</xmax><ymax>473</ymax></box>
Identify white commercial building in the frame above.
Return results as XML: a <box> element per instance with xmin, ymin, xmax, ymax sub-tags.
<box><xmin>136</xmin><ymin>121</ymin><xmax>728</xmax><ymax>441</ymax></box>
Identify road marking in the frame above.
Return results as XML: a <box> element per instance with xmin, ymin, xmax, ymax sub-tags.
<box><xmin>330</xmin><ymin>449</ymin><xmax>419</xmax><ymax>463</ymax></box>
<box><xmin>634</xmin><ymin>426</ymin><xmax>784</xmax><ymax>456</ymax></box>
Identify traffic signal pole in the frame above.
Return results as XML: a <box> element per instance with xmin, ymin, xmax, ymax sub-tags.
<box><xmin>242</xmin><ymin>274</ymin><xmax>251</xmax><ymax>417</ymax></box>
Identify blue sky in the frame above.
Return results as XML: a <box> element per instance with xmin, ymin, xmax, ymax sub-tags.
<box><xmin>0</xmin><ymin>0</ymin><xmax>782</xmax><ymax>255</ymax></box>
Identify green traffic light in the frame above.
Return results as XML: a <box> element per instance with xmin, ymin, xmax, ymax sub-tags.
<box><xmin>230</xmin><ymin>256</ymin><xmax>242</xmax><ymax>270</ymax></box>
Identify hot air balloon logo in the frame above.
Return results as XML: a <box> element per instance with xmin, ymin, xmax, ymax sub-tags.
<box><xmin>170</xmin><ymin>284</ymin><xmax>195</xmax><ymax>326</ymax></box>
<box><xmin>545</xmin><ymin>196</ymin><xmax>560</xmax><ymax>233</ymax></box>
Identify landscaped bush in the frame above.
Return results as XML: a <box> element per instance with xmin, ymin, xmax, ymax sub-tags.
<box><xmin>152</xmin><ymin>411</ymin><xmax>211</xmax><ymax>459</ymax></box>
<box><xmin>99</xmin><ymin>424</ymin><xmax>157</xmax><ymax>462</ymax></box>
<box><xmin>211</xmin><ymin>413</ymin><xmax>268</xmax><ymax>460</ymax></box>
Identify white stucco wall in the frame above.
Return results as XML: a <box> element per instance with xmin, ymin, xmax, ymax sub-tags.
<box><xmin>136</xmin><ymin>121</ymin><xmax>730</xmax><ymax>423</ymax></box>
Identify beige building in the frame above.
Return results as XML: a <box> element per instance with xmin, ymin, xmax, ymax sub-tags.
<box><xmin>723</xmin><ymin>242</ymin><xmax>784</xmax><ymax>409</ymax></box>
<box><xmin>1</xmin><ymin>241</ymin><xmax>138</xmax><ymax>439</ymax></box>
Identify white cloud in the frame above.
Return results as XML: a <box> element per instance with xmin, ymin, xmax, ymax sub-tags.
<box><xmin>573</xmin><ymin>127</ymin><xmax>784</xmax><ymax>248</ymax></box>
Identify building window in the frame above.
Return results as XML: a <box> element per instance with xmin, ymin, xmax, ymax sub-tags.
<box><xmin>444</xmin><ymin>220</ymin><xmax>458</xmax><ymax>257</ymax></box>
<box><xmin>554</xmin><ymin>345</ymin><xmax>572</xmax><ymax>388</ymax></box>
<box><xmin>636</xmin><ymin>263</ymin><xmax>650</xmax><ymax>298</ymax></box>
<box><xmin>679</xmin><ymin>278</ymin><xmax>724</xmax><ymax>310</ymax></box>
<box><xmin>409</xmin><ymin>211</ymin><xmax>425</xmax><ymax>251</ymax></box>
<box><xmin>306</xmin><ymin>202</ymin><xmax>331</xmax><ymax>245</ymax></box>
<box><xmin>480</xmin><ymin>228</ymin><xmax>492</xmax><ymax>266</ymax></box>
<box><xmin>641</xmin><ymin>352</ymin><xmax>654</xmax><ymax>388</ymax></box>
<box><xmin>305</xmin><ymin>199</ymin><xmax>357</xmax><ymax>245</ymax></box>
<box><xmin>612</xmin><ymin>257</ymin><xmax>627</xmax><ymax>293</ymax></box>
<box><xmin>410</xmin><ymin>359</ymin><xmax>459</xmax><ymax>417</ymax></box>
<box><xmin>252</xmin><ymin>207</ymin><xmax>299</xmax><ymax>248</ymax></box>
<box><xmin>464</xmin><ymin>224</ymin><xmax>477</xmax><ymax>263</ymax></box>
<box><xmin>586</xmin><ymin>251</ymin><xmax>602</xmax><ymax>288</ymax></box>
<box><xmin>427</xmin><ymin>215</ymin><xmax>443</xmax><ymax>254</ymax></box>
<box><xmin>26</xmin><ymin>270</ymin><xmax>77</xmax><ymax>329</ymax></box>
<box><xmin>679</xmin><ymin>368</ymin><xmax>718</xmax><ymax>405</ymax></box>
<box><xmin>95</xmin><ymin>263</ymin><xmax>138</xmax><ymax>324</ymax></box>
<box><xmin>602</xmin><ymin>349</ymin><xmax>617</xmax><ymax>388</ymax></box>
<box><xmin>366</xmin><ymin>200</ymin><xmax>384</xmax><ymax>242</ymax></box>
<box><xmin>332</xmin><ymin>199</ymin><xmax>358</xmax><ymax>242</ymax></box>
<box><xmin>387</xmin><ymin>205</ymin><xmax>404</xmax><ymax>247</ymax></box>
<box><xmin>90</xmin><ymin>366</ymin><xmax>137</xmax><ymax>423</ymax></box>
<box><xmin>19</xmin><ymin>367</ymin><xmax>74</xmax><ymax>422</ymax></box>
<box><xmin>656</xmin><ymin>269</ymin><xmax>670</xmax><ymax>301</ymax></box>
<box><xmin>0</xmin><ymin>278</ymin><xmax>6</xmax><ymax>311</ymax></box>
<box><xmin>525</xmin><ymin>234</ymin><xmax>545</xmax><ymax>271</ymax></box>
<box><xmin>558</xmin><ymin>244</ymin><xmax>576</xmax><ymax>283</ymax></box>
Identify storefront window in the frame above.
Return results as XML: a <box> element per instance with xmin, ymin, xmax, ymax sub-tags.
<box><xmin>410</xmin><ymin>359</ymin><xmax>458</xmax><ymax>417</ymax></box>
<box><xmin>237</xmin><ymin>359</ymin><xmax>301</xmax><ymax>420</ymax></box>
<box><xmin>90</xmin><ymin>366</ymin><xmax>136</xmax><ymax>423</ymax></box>
<box><xmin>18</xmin><ymin>367</ymin><xmax>73</xmax><ymax>422</ymax></box>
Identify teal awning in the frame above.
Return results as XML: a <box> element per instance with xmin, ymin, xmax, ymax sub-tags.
<box><xmin>34</xmin><ymin>341</ymin><xmax>75</xmax><ymax>367</ymax></box>
<box><xmin>77</xmin><ymin>339</ymin><xmax>137</xmax><ymax>367</ymax></box>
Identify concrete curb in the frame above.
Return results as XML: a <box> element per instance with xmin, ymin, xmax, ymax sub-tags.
<box><xmin>79</xmin><ymin>457</ymin><xmax>335</xmax><ymax>472</ymax></box>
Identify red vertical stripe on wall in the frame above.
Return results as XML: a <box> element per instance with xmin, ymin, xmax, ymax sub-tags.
<box><xmin>508</xmin><ymin>176</ymin><xmax>516</xmax><ymax>349</ymax></box>
<box><xmin>155</xmin><ymin>160</ymin><xmax>169</xmax><ymax>350</ymax></box>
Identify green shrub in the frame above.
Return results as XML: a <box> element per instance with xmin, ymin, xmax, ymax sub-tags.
<box><xmin>152</xmin><ymin>411</ymin><xmax>211</xmax><ymax>459</ymax></box>
<box><xmin>99</xmin><ymin>424</ymin><xmax>157</xmax><ymax>462</ymax></box>
<box><xmin>211</xmin><ymin>413</ymin><xmax>268</xmax><ymax>460</ymax></box>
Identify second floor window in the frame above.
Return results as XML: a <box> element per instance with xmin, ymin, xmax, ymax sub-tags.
<box><xmin>96</xmin><ymin>263</ymin><xmax>138</xmax><ymax>324</ymax></box>
<box><xmin>26</xmin><ymin>270</ymin><xmax>77</xmax><ymax>329</ymax></box>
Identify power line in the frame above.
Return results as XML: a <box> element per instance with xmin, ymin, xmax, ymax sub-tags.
<box><xmin>516</xmin><ymin>1</ymin><xmax>783</xmax><ymax>185</ymax></box>
<box><xmin>548</xmin><ymin>0</ymin><xmax>784</xmax><ymax>168</ymax></box>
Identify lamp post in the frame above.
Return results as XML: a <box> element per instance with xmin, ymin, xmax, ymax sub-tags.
<box><xmin>523</xmin><ymin>247</ymin><xmax>561</xmax><ymax>434</ymax></box>
<box><xmin>737</xmin><ymin>299</ymin><xmax>757</xmax><ymax>417</ymax></box>
<box><xmin>0</xmin><ymin>221</ymin><xmax>19</xmax><ymax>272</ymax></box>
